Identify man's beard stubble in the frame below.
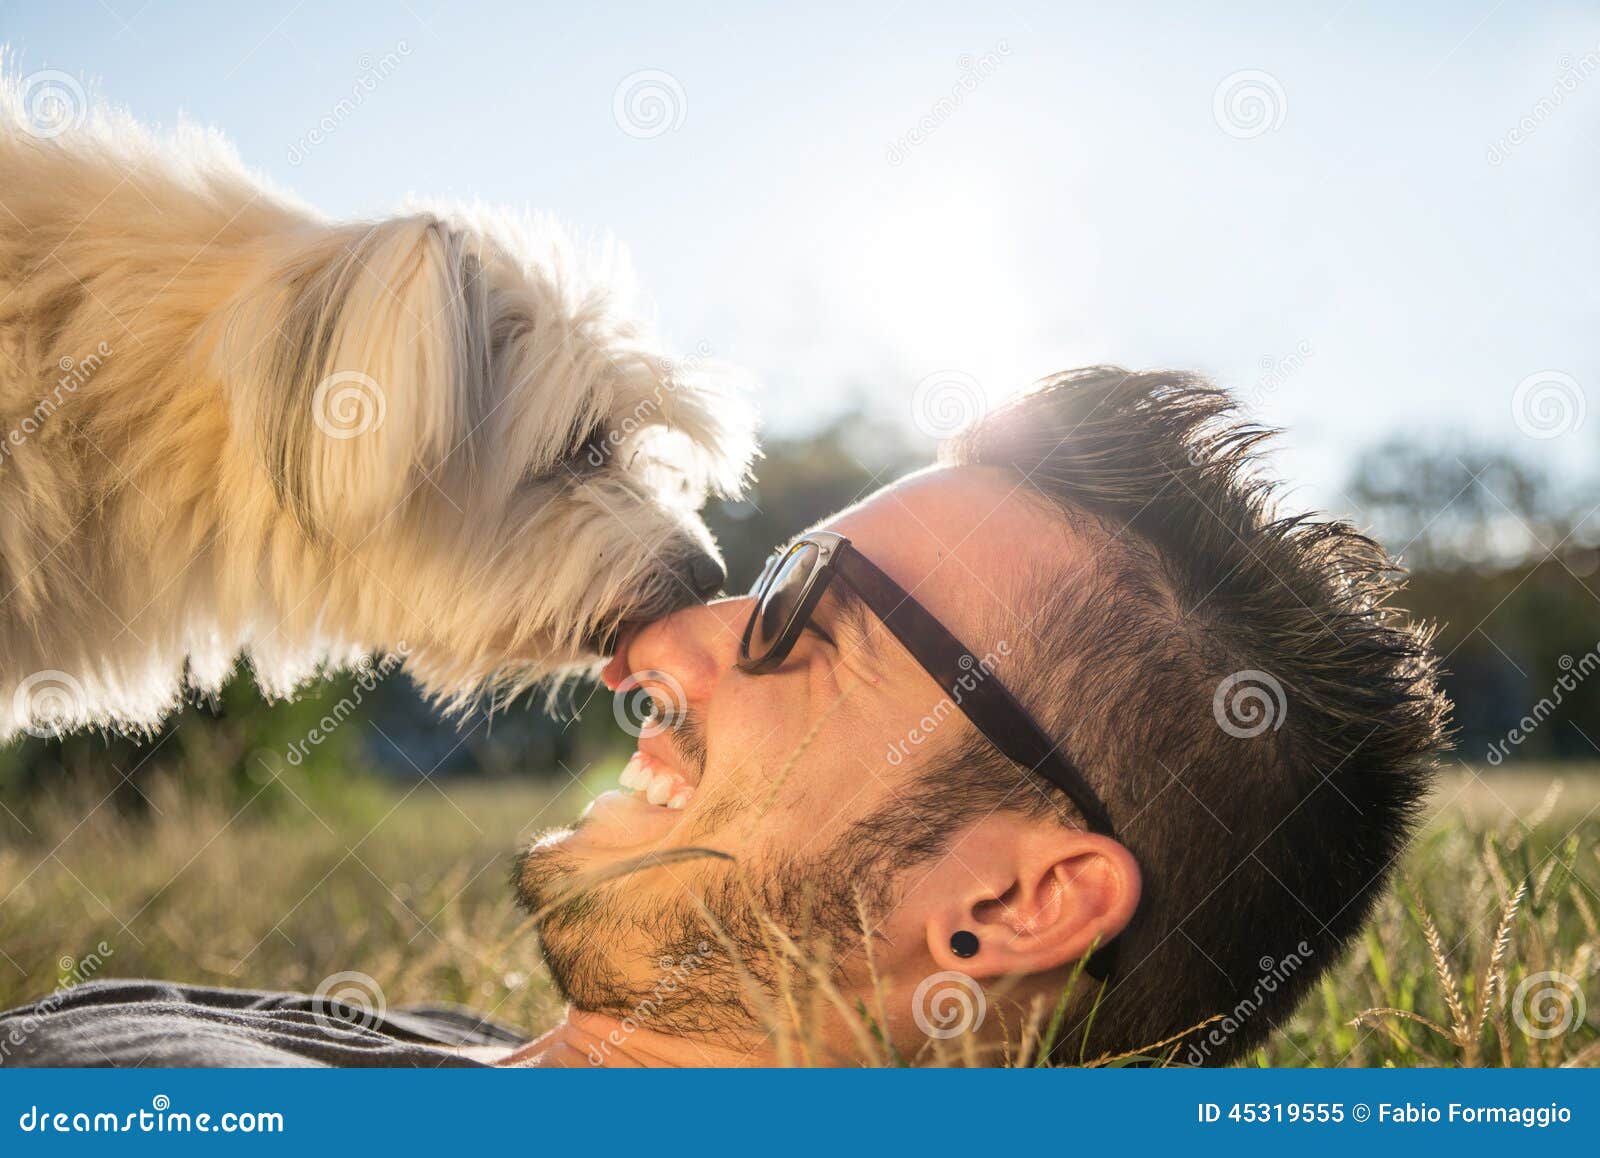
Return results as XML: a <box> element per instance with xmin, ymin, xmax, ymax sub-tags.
<box><xmin>509</xmin><ymin>711</ymin><xmax>901</xmax><ymax>1044</ymax></box>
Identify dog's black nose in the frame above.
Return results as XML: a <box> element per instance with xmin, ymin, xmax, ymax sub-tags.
<box><xmin>688</xmin><ymin>553</ymin><xmax>726</xmax><ymax>598</ymax></box>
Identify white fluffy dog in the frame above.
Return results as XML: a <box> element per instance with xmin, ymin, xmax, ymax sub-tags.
<box><xmin>0</xmin><ymin>79</ymin><xmax>754</xmax><ymax>740</ymax></box>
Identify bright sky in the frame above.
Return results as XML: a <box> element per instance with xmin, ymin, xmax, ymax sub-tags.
<box><xmin>5</xmin><ymin>0</ymin><xmax>1597</xmax><ymax>514</ymax></box>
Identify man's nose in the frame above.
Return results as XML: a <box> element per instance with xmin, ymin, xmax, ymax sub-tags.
<box><xmin>601</xmin><ymin>597</ymin><xmax>751</xmax><ymax>693</ymax></box>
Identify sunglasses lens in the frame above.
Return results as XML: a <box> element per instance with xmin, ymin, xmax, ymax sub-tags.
<box><xmin>748</xmin><ymin>550</ymin><xmax>781</xmax><ymax>597</ymax></box>
<box><xmin>746</xmin><ymin>542</ymin><xmax>820</xmax><ymax>662</ymax></box>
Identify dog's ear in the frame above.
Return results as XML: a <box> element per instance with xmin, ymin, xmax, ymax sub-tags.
<box><xmin>210</xmin><ymin>214</ymin><xmax>490</xmax><ymax>537</ymax></box>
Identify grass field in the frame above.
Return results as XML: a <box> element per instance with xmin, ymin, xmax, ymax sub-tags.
<box><xmin>2</xmin><ymin>762</ymin><xmax>1597</xmax><ymax>1066</ymax></box>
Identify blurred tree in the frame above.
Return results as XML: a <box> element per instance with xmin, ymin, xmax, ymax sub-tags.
<box><xmin>0</xmin><ymin>673</ymin><xmax>389</xmax><ymax>826</ymax></box>
<box><xmin>1345</xmin><ymin>437</ymin><xmax>1600</xmax><ymax>766</ymax></box>
<box><xmin>1344</xmin><ymin>438</ymin><xmax>1569</xmax><ymax>573</ymax></box>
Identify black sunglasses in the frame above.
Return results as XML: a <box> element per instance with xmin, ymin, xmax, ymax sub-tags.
<box><xmin>737</xmin><ymin>531</ymin><xmax>1122</xmax><ymax>978</ymax></box>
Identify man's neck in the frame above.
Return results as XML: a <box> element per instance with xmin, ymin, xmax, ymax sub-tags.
<box><xmin>499</xmin><ymin>1009</ymin><xmax>768</xmax><ymax>1068</ymax></box>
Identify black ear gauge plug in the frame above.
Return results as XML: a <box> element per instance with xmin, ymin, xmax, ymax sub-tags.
<box><xmin>950</xmin><ymin>930</ymin><xmax>980</xmax><ymax>959</ymax></box>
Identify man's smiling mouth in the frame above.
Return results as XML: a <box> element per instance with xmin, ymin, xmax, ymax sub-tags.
<box><xmin>616</xmin><ymin>746</ymin><xmax>699</xmax><ymax>810</ymax></box>
<box><xmin>597</xmin><ymin>641</ymin><xmax>710</xmax><ymax>819</ymax></box>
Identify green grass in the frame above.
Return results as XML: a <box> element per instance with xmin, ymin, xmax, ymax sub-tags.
<box><xmin>1262</xmin><ymin>767</ymin><xmax>1600</xmax><ymax>1067</ymax></box>
<box><xmin>0</xmin><ymin>771</ymin><xmax>591</xmax><ymax>1040</ymax></box>
<box><xmin>1</xmin><ymin>764</ymin><xmax>1596</xmax><ymax>1066</ymax></box>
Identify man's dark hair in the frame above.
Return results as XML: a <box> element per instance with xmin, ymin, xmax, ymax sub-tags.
<box><xmin>851</xmin><ymin>366</ymin><xmax>1449</xmax><ymax>1064</ymax></box>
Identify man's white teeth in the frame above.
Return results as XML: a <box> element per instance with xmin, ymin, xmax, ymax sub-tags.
<box><xmin>619</xmin><ymin>750</ymin><xmax>695</xmax><ymax>810</ymax></box>
<box><xmin>619</xmin><ymin>753</ymin><xmax>651</xmax><ymax>791</ymax></box>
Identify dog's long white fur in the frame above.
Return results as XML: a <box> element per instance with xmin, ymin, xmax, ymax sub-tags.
<box><xmin>0</xmin><ymin>76</ymin><xmax>755</xmax><ymax>740</ymax></box>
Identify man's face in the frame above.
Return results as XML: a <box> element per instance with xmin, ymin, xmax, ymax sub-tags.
<box><xmin>513</xmin><ymin>464</ymin><xmax>1082</xmax><ymax>1047</ymax></box>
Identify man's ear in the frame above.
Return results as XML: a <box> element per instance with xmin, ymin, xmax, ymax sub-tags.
<box><xmin>208</xmin><ymin>214</ymin><xmax>491</xmax><ymax>538</ymax></box>
<box><xmin>913</xmin><ymin>812</ymin><xmax>1141</xmax><ymax>979</ymax></box>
